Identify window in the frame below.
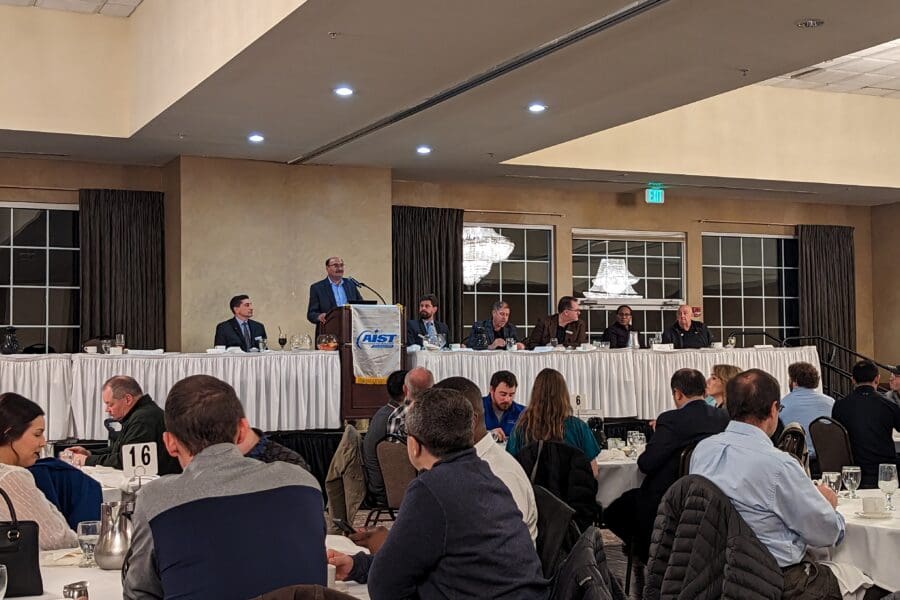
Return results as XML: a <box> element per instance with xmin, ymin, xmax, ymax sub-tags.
<box><xmin>702</xmin><ymin>234</ymin><xmax>799</xmax><ymax>346</ymax></box>
<box><xmin>462</xmin><ymin>225</ymin><xmax>552</xmax><ymax>341</ymax></box>
<box><xmin>572</xmin><ymin>232</ymin><xmax>684</xmax><ymax>347</ymax></box>
<box><xmin>0</xmin><ymin>205</ymin><xmax>80</xmax><ymax>353</ymax></box>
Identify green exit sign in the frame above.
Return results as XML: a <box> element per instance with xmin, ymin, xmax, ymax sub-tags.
<box><xmin>645</xmin><ymin>185</ymin><xmax>665</xmax><ymax>204</ymax></box>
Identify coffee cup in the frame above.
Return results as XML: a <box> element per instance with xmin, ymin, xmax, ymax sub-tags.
<box><xmin>862</xmin><ymin>496</ymin><xmax>886</xmax><ymax>514</ymax></box>
<box><xmin>449</xmin><ymin>343</ymin><xmax>461</xmax><ymax>351</ymax></box>
<box><xmin>108</xmin><ymin>346</ymin><xmax>123</xmax><ymax>355</ymax></box>
<box><xmin>84</xmin><ymin>346</ymin><xmax>97</xmax><ymax>354</ymax></box>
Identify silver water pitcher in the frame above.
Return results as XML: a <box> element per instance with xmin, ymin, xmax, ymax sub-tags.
<box><xmin>94</xmin><ymin>501</ymin><xmax>133</xmax><ymax>570</ymax></box>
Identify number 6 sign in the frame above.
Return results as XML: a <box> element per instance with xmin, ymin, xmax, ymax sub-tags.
<box><xmin>122</xmin><ymin>442</ymin><xmax>159</xmax><ymax>478</ymax></box>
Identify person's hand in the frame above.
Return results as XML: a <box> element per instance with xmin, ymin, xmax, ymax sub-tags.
<box><xmin>318</xmin><ymin>313</ymin><xmax>327</xmax><ymax>325</ymax></box>
<box><xmin>816</xmin><ymin>483</ymin><xmax>838</xmax><ymax>509</ymax></box>
<box><xmin>68</xmin><ymin>446</ymin><xmax>91</xmax><ymax>456</ymax></box>
<box><xmin>489</xmin><ymin>427</ymin><xmax>507</xmax><ymax>442</ymax></box>
<box><xmin>70</xmin><ymin>453</ymin><xmax>87</xmax><ymax>467</ymax></box>
<box><xmin>327</xmin><ymin>549</ymin><xmax>353</xmax><ymax>581</ymax></box>
<box><xmin>649</xmin><ymin>419</ymin><xmax>657</xmax><ymax>431</ymax></box>
<box><xmin>488</xmin><ymin>338</ymin><xmax>506</xmax><ymax>350</ymax></box>
<box><xmin>349</xmin><ymin>526</ymin><xmax>389</xmax><ymax>554</ymax></box>
<box><xmin>515</xmin><ymin>342</ymin><xmax>525</xmax><ymax>350</ymax></box>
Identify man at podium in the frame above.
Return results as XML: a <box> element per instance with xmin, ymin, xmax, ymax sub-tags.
<box><xmin>306</xmin><ymin>256</ymin><xmax>363</xmax><ymax>330</ymax></box>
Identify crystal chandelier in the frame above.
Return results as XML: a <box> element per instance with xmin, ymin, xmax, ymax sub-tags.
<box><xmin>463</xmin><ymin>227</ymin><xmax>515</xmax><ymax>286</ymax></box>
<box><xmin>583</xmin><ymin>258</ymin><xmax>642</xmax><ymax>299</ymax></box>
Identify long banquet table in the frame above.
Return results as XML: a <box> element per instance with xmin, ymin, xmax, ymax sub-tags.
<box><xmin>0</xmin><ymin>351</ymin><xmax>342</xmax><ymax>440</ymax></box>
<box><xmin>410</xmin><ymin>346</ymin><xmax>821</xmax><ymax>418</ymax></box>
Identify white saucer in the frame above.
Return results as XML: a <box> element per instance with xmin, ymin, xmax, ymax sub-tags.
<box><xmin>854</xmin><ymin>511</ymin><xmax>893</xmax><ymax>520</ymax></box>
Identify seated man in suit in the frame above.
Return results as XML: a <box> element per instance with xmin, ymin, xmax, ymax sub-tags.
<box><xmin>604</xmin><ymin>368</ymin><xmax>729</xmax><ymax>562</ymax></box>
<box><xmin>406</xmin><ymin>293</ymin><xmax>450</xmax><ymax>347</ymax></box>
<box><xmin>601</xmin><ymin>304</ymin><xmax>641</xmax><ymax>348</ymax></box>
<box><xmin>306</xmin><ymin>256</ymin><xmax>363</xmax><ymax>334</ymax></box>
<box><xmin>213</xmin><ymin>294</ymin><xmax>267</xmax><ymax>351</ymax></box>
<box><xmin>524</xmin><ymin>296</ymin><xmax>586</xmax><ymax>349</ymax></box>
<box><xmin>661</xmin><ymin>304</ymin><xmax>713</xmax><ymax>349</ymax></box>
<box><xmin>466</xmin><ymin>300</ymin><xmax>524</xmax><ymax>350</ymax></box>
<box><xmin>65</xmin><ymin>376</ymin><xmax>181</xmax><ymax>475</ymax></box>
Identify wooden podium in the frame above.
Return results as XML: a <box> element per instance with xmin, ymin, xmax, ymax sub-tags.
<box><xmin>322</xmin><ymin>305</ymin><xmax>407</xmax><ymax>419</ymax></box>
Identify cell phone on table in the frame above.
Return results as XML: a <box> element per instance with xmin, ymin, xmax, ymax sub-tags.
<box><xmin>332</xmin><ymin>518</ymin><xmax>356</xmax><ymax>536</ymax></box>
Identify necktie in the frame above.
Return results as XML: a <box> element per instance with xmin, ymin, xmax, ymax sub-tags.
<box><xmin>426</xmin><ymin>321</ymin><xmax>436</xmax><ymax>338</ymax></box>
<box><xmin>241</xmin><ymin>321</ymin><xmax>251</xmax><ymax>348</ymax></box>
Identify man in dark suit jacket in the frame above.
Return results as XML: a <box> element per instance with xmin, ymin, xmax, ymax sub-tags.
<box><xmin>524</xmin><ymin>296</ymin><xmax>587</xmax><ymax>349</ymax></box>
<box><xmin>214</xmin><ymin>295</ymin><xmax>268</xmax><ymax>351</ymax></box>
<box><xmin>832</xmin><ymin>360</ymin><xmax>900</xmax><ymax>487</ymax></box>
<box><xmin>406</xmin><ymin>293</ymin><xmax>450</xmax><ymax>347</ymax></box>
<box><xmin>306</xmin><ymin>256</ymin><xmax>363</xmax><ymax>333</ymax></box>
<box><xmin>604</xmin><ymin>368</ymin><xmax>729</xmax><ymax>561</ymax></box>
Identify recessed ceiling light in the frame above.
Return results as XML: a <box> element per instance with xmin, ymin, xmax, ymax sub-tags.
<box><xmin>334</xmin><ymin>86</ymin><xmax>354</xmax><ymax>97</ymax></box>
<box><xmin>528</xmin><ymin>103</ymin><xmax>547</xmax><ymax>113</ymax></box>
<box><xmin>416</xmin><ymin>145</ymin><xmax>432</xmax><ymax>155</ymax></box>
<box><xmin>247</xmin><ymin>133</ymin><xmax>265</xmax><ymax>144</ymax></box>
<box><xmin>795</xmin><ymin>18</ymin><xmax>824</xmax><ymax>28</ymax></box>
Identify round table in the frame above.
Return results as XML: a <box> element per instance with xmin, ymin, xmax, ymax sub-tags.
<box><xmin>595</xmin><ymin>453</ymin><xmax>645</xmax><ymax>507</ymax></box>
<box><xmin>830</xmin><ymin>489</ymin><xmax>900</xmax><ymax>591</ymax></box>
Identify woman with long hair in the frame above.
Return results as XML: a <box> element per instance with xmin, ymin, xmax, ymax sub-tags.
<box><xmin>705</xmin><ymin>364</ymin><xmax>742</xmax><ymax>409</ymax></box>
<box><xmin>0</xmin><ymin>393</ymin><xmax>77</xmax><ymax>549</ymax></box>
<box><xmin>506</xmin><ymin>369</ymin><xmax>601</xmax><ymax>474</ymax></box>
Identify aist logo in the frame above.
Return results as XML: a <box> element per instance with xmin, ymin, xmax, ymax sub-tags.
<box><xmin>355</xmin><ymin>329</ymin><xmax>399</xmax><ymax>350</ymax></box>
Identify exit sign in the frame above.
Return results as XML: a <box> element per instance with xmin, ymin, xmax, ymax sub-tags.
<box><xmin>645</xmin><ymin>185</ymin><xmax>665</xmax><ymax>204</ymax></box>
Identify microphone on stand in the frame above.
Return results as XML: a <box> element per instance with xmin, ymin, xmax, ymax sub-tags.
<box><xmin>347</xmin><ymin>276</ymin><xmax>388</xmax><ymax>305</ymax></box>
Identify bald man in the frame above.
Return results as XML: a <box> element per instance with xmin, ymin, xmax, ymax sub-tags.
<box><xmin>385</xmin><ymin>367</ymin><xmax>434</xmax><ymax>443</ymax></box>
<box><xmin>662</xmin><ymin>305</ymin><xmax>713</xmax><ymax>349</ymax></box>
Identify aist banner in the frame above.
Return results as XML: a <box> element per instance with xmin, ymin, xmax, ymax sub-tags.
<box><xmin>350</xmin><ymin>305</ymin><xmax>402</xmax><ymax>384</ymax></box>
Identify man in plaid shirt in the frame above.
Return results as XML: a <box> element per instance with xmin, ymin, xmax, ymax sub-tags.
<box><xmin>386</xmin><ymin>367</ymin><xmax>434</xmax><ymax>442</ymax></box>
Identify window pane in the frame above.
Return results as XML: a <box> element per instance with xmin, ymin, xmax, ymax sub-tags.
<box><xmin>763</xmin><ymin>269</ymin><xmax>780</xmax><ymax>296</ymax></box>
<box><xmin>627</xmin><ymin>241</ymin><xmax>645</xmax><ymax>256</ymax></box>
<box><xmin>572</xmin><ymin>238</ymin><xmax>589</xmax><ymax>254</ymax></box>
<box><xmin>628</xmin><ymin>257</ymin><xmax>645</xmax><ymax>277</ymax></box>
<box><xmin>49</xmin><ymin>210</ymin><xmax>78</xmax><ymax>248</ymax></box>
<box><xmin>664</xmin><ymin>242</ymin><xmax>682</xmax><ymax>258</ymax></box>
<box><xmin>573</xmin><ymin>278</ymin><xmax>589</xmax><ymax>295</ymax></box>
<box><xmin>525</xmin><ymin>295</ymin><xmax>546</xmax><ymax>327</ymax></box>
<box><xmin>0</xmin><ymin>208</ymin><xmax>9</xmax><ymax>246</ymax></box>
<box><xmin>722</xmin><ymin>298</ymin><xmax>743</xmax><ymax>327</ymax></box>
<box><xmin>704</xmin><ymin>298</ymin><xmax>721</xmax><ymax>326</ymax></box>
<box><xmin>663</xmin><ymin>280</ymin><xmax>681</xmax><ymax>299</ymax></box>
<box><xmin>502</xmin><ymin>228</ymin><xmax>525</xmax><ymax>261</ymax></box>
<box><xmin>764</xmin><ymin>298</ymin><xmax>783</xmax><ymax>327</ymax></box>
<box><xmin>663</xmin><ymin>258</ymin><xmax>680</xmax><ymax>279</ymax></box>
<box><xmin>608</xmin><ymin>240</ymin><xmax>626</xmax><ymax>256</ymax></box>
<box><xmin>525</xmin><ymin>262</ymin><xmax>549</xmax><ymax>294</ymax></box>
<box><xmin>631</xmin><ymin>310</ymin><xmax>646</xmax><ymax>333</ymax></box>
<box><xmin>590</xmin><ymin>240</ymin><xmax>607</xmax><ymax>255</ymax></box>
<box><xmin>13</xmin><ymin>209</ymin><xmax>46</xmax><ymax>247</ymax></box>
<box><xmin>49</xmin><ymin>288</ymin><xmax>79</xmax><ymax>326</ymax></box>
<box><xmin>589</xmin><ymin>256</ymin><xmax>605</xmax><ymax>277</ymax></box>
<box><xmin>49</xmin><ymin>250</ymin><xmax>79</xmax><ymax>287</ymax></box>
<box><xmin>742</xmin><ymin>237</ymin><xmax>762</xmax><ymax>267</ymax></box>
<box><xmin>15</xmin><ymin>327</ymin><xmax>46</xmax><ymax>352</ymax></box>
<box><xmin>721</xmin><ymin>267</ymin><xmax>741</xmax><ymax>296</ymax></box>
<box><xmin>783</xmin><ymin>269</ymin><xmax>799</xmax><ymax>297</ymax></box>
<box><xmin>13</xmin><ymin>249</ymin><xmax>46</xmax><ymax>285</ymax></box>
<box><xmin>646</xmin><ymin>242</ymin><xmax>662</xmax><ymax>257</ymax></box>
<box><xmin>48</xmin><ymin>327</ymin><xmax>79</xmax><ymax>353</ymax></box>
<box><xmin>505</xmin><ymin>295</ymin><xmax>526</xmax><ymax>328</ymax></box>
<box><xmin>646</xmin><ymin>279</ymin><xmax>662</xmax><ymax>299</ymax></box>
<box><xmin>702</xmin><ymin>236</ymin><xmax>719</xmax><ymax>265</ymax></box>
<box><xmin>742</xmin><ymin>268</ymin><xmax>763</xmax><ymax>297</ymax></box>
<box><xmin>462</xmin><ymin>296</ymin><xmax>475</xmax><ymax>328</ymax></box>
<box><xmin>646</xmin><ymin>257</ymin><xmax>662</xmax><ymax>278</ymax></box>
<box><xmin>721</xmin><ymin>237</ymin><xmax>741</xmax><ymax>266</ymax></box>
<box><xmin>703</xmin><ymin>267</ymin><xmax>721</xmax><ymax>296</ymax></box>
<box><xmin>525</xmin><ymin>229</ymin><xmax>549</xmax><ymax>261</ymax></box>
<box><xmin>784</xmin><ymin>298</ymin><xmax>800</xmax><ymax>327</ymax></box>
<box><xmin>500</xmin><ymin>262</ymin><xmax>525</xmax><ymax>293</ymax></box>
<box><xmin>0</xmin><ymin>248</ymin><xmax>8</xmax><ymax>285</ymax></box>
<box><xmin>572</xmin><ymin>255</ymin><xmax>589</xmax><ymax>277</ymax></box>
<box><xmin>632</xmin><ymin>279</ymin><xmax>645</xmax><ymax>297</ymax></box>
<box><xmin>744</xmin><ymin>298</ymin><xmax>763</xmax><ymax>326</ymax></box>
<box><xmin>476</xmin><ymin>295</ymin><xmax>500</xmax><ymax>320</ymax></box>
<box><xmin>762</xmin><ymin>238</ymin><xmax>780</xmax><ymax>267</ymax></box>
<box><xmin>12</xmin><ymin>288</ymin><xmax>45</xmax><ymax>325</ymax></box>
<box><xmin>0</xmin><ymin>288</ymin><xmax>8</xmax><ymax>324</ymax></box>
<box><xmin>783</xmin><ymin>239</ymin><xmax>799</xmax><ymax>268</ymax></box>
<box><xmin>645</xmin><ymin>310</ymin><xmax>662</xmax><ymax>332</ymax></box>
<box><xmin>475</xmin><ymin>263</ymin><xmax>500</xmax><ymax>293</ymax></box>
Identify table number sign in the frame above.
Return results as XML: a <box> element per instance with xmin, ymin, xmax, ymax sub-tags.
<box><xmin>122</xmin><ymin>442</ymin><xmax>159</xmax><ymax>478</ymax></box>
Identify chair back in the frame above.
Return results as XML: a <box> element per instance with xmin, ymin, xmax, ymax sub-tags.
<box><xmin>678</xmin><ymin>442</ymin><xmax>698</xmax><ymax>478</ymax></box>
<box><xmin>376</xmin><ymin>441</ymin><xmax>417</xmax><ymax>509</ymax></box>
<box><xmin>532</xmin><ymin>484</ymin><xmax>579</xmax><ymax>579</ymax></box>
<box><xmin>777</xmin><ymin>423</ymin><xmax>810</xmax><ymax>474</ymax></box>
<box><xmin>809</xmin><ymin>416</ymin><xmax>854</xmax><ymax>473</ymax></box>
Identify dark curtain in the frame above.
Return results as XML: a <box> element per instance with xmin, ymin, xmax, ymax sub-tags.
<box><xmin>798</xmin><ymin>225</ymin><xmax>856</xmax><ymax>396</ymax></box>
<box><xmin>392</xmin><ymin>206</ymin><xmax>464</xmax><ymax>343</ymax></box>
<box><xmin>80</xmin><ymin>189</ymin><xmax>165</xmax><ymax>349</ymax></box>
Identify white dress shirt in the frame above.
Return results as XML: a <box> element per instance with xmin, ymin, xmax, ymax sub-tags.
<box><xmin>474</xmin><ymin>433</ymin><xmax>538</xmax><ymax>544</ymax></box>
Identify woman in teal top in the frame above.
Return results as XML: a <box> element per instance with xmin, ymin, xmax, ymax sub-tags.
<box><xmin>506</xmin><ymin>368</ymin><xmax>601</xmax><ymax>475</ymax></box>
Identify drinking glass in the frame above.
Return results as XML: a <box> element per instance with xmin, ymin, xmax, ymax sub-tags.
<box><xmin>115</xmin><ymin>333</ymin><xmax>125</xmax><ymax>348</ymax></box>
<box><xmin>0</xmin><ymin>564</ymin><xmax>6</xmax><ymax>599</ymax></box>
<box><xmin>599</xmin><ymin>341</ymin><xmax>610</xmax><ymax>349</ymax></box>
<box><xmin>650</xmin><ymin>333</ymin><xmax>662</xmax><ymax>346</ymax></box>
<box><xmin>100</xmin><ymin>339</ymin><xmax>111</xmax><ymax>354</ymax></box>
<box><xmin>726</xmin><ymin>335</ymin><xmax>737</xmax><ymax>349</ymax></box>
<box><xmin>841</xmin><ymin>466</ymin><xmax>862</xmax><ymax>499</ymax></box>
<box><xmin>278</xmin><ymin>333</ymin><xmax>288</xmax><ymax>351</ymax></box>
<box><xmin>506</xmin><ymin>337</ymin><xmax>517</xmax><ymax>351</ymax></box>
<box><xmin>77</xmin><ymin>520</ymin><xmax>101</xmax><ymax>567</ymax></box>
<box><xmin>878</xmin><ymin>463</ymin><xmax>898</xmax><ymax>510</ymax></box>
<box><xmin>821</xmin><ymin>471</ymin><xmax>841</xmax><ymax>496</ymax></box>
<box><xmin>290</xmin><ymin>335</ymin><xmax>302</xmax><ymax>351</ymax></box>
<box><xmin>634</xmin><ymin>432</ymin><xmax>647</xmax><ymax>453</ymax></box>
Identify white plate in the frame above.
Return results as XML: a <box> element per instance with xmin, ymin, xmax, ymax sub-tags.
<box><xmin>853</xmin><ymin>511</ymin><xmax>894</xmax><ymax>520</ymax></box>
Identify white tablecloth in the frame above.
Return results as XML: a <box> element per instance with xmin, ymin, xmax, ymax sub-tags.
<box><xmin>595</xmin><ymin>455</ymin><xmax>645</xmax><ymax>507</ymax></box>
<box><xmin>70</xmin><ymin>352</ymin><xmax>342</xmax><ymax>439</ymax></box>
<box><xmin>410</xmin><ymin>346</ymin><xmax>821</xmax><ymax>418</ymax></box>
<box><xmin>0</xmin><ymin>354</ymin><xmax>73</xmax><ymax>440</ymax></box>
<box><xmin>830</xmin><ymin>489</ymin><xmax>900</xmax><ymax>591</ymax></box>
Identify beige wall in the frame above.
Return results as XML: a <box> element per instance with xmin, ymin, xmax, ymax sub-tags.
<box><xmin>393</xmin><ymin>180</ymin><xmax>876</xmax><ymax>356</ymax></box>
<box><xmin>871</xmin><ymin>202</ymin><xmax>900</xmax><ymax>364</ymax></box>
<box><xmin>169</xmin><ymin>157</ymin><xmax>392</xmax><ymax>351</ymax></box>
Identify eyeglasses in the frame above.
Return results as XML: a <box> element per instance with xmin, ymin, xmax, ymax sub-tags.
<box><xmin>617</xmin><ymin>312</ymin><xmax>632</xmax><ymax>317</ymax></box>
<box><xmin>328</xmin><ymin>262</ymin><xmax>345</xmax><ymax>268</ymax></box>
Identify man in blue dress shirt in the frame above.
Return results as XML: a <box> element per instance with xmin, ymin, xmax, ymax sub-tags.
<box><xmin>780</xmin><ymin>362</ymin><xmax>834</xmax><ymax>460</ymax></box>
<box><xmin>691</xmin><ymin>369</ymin><xmax>848</xmax><ymax>598</ymax></box>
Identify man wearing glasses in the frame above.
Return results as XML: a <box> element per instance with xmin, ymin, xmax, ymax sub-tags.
<box><xmin>524</xmin><ymin>296</ymin><xmax>586</xmax><ymax>349</ymax></box>
<box><xmin>601</xmin><ymin>304</ymin><xmax>641</xmax><ymax>348</ymax></box>
<box><xmin>306</xmin><ymin>256</ymin><xmax>363</xmax><ymax>334</ymax></box>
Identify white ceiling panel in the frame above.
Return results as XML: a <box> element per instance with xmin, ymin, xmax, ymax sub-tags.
<box><xmin>0</xmin><ymin>0</ymin><xmax>142</xmax><ymax>16</ymax></box>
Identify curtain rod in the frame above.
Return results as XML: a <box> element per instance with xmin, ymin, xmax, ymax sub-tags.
<box><xmin>0</xmin><ymin>184</ymin><xmax>78</xmax><ymax>192</ymax></box>
<box><xmin>699</xmin><ymin>219</ymin><xmax>797</xmax><ymax>227</ymax></box>
<box><xmin>464</xmin><ymin>208</ymin><xmax>564</xmax><ymax>217</ymax></box>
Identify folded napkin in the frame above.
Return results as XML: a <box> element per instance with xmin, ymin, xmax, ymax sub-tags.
<box><xmin>40</xmin><ymin>548</ymin><xmax>82</xmax><ymax>566</ymax></box>
<box><xmin>325</xmin><ymin>534</ymin><xmax>370</xmax><ymax>555</ymax></box>
<box><xmin>126</xmin><ymin>349</ymin><xmax>165</xmax><ymax>355</ymax></box>
<box><xmin>597</xmin><ymin>448</ymin><xmax>629</xmax><ymax>461</ymax></box>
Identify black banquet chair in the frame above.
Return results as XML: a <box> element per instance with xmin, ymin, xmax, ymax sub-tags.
<box><xmin>808</xmin><ymin>416</ymin><xmax>854</xmax><ymax>474</ymax></box>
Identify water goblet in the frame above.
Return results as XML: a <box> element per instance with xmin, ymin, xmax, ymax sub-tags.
<box><xmin>278</xmin><ymin>327</ymin><xmax>287</xmax><ymax>351</ymax></box>
<box><xmin>841</xmin><ymin>466</ymin><xmax>862</xmax><ymax>499</ymax></box>
<box><xmin>821</xmin><ymin>471</ymin><xmax>841</xmax><ymax>496</ymax></box>
<box><xmin>506</xmin><ymin>337</ymin><xmax>517</xmax><ymax>351</ymax></box>
<box><xmin>726</xmin><ymin>335</ymin><xmax>737</xmax><ymax>349</ymax></box>
<box><xmin>115</xmin><ymin>333</ymin><xmax>125</xmax><ymax>348</ymax></box>
<box><xmin>878</xmin><ymin>463</ymin><xmax>898</xmax><ymax>510</ymax></box>
<box><xmin>76</xmin><ymin>520</ymin><xmax>101</xmax><ymax>567</ymax></box>
<box><xmin>290</xmin><ymin>335</ymin><xmax>302</xmax><ymax>351</ymax></box>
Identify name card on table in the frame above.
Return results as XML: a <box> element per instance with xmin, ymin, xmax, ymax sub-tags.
<box><xmin>122</xmin><ymin>442</ymin><xmax>159</xmax><ymax>478</ymax></box>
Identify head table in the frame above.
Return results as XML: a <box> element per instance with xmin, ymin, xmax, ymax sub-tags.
<box><xmin>0</xmin><ymin>351</ymin><xmax>342</xmax><ymax>440</ymax></box>
<box><xmin>410</xmin><ymin>346</ymin><xmax>822</xmax><ymax>418</ymax></box>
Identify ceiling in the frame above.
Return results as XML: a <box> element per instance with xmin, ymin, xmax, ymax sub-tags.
<box><xmin>2</xmin><ymin>0</ymin><xmax>900</xmax><ymax>202</ymax></box>
<box><xmin>762</xmin><ymin>36</ymin><xmax>900</xmax><ymax>98</ymax></box>
<box><xmin>0</xmin><ymin>0</ymin><xmax>142</xmax><ymax>17</ymax></box>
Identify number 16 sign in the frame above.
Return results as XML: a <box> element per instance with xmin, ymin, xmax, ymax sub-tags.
<box><xmin>122</xmin><ymin>442</ymin><xmax>159</xmax><ymax>478</ymax></box>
